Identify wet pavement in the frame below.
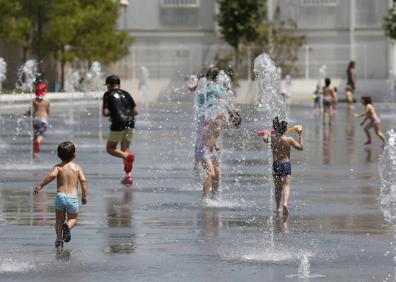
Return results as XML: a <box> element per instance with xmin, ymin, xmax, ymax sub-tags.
<box><xmin>0</xmin><ymin>99</ymin><xmax>395</xmax><ymax>281</ymax></box>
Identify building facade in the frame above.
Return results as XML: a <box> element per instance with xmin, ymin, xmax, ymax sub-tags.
<box><xmin>115</xmin><ymin>0</ymin><xmax>393</xmax><ymax>81</ymax></box>
<box><xmin>272</xmin><ymin>0</ymin><xmax>392</xmax><ymax>80</ymax></box>
<box><xmin>112</xmin><ymin>0</ymin><xmax>222</xmax><ymax>79</ymax></box>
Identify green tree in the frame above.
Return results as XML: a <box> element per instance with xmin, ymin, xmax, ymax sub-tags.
<box><xmin>0</xmin><ymin>0</ymin><xmax>133</xmax><ymax>89</ymax></box>
<box><xmin>0</xmin><ymin>1</ymin><xmax>31</xmax><ymax>60</ymax></box>
<box><xmin>72</xmin><ymin>0</ymin><xmax>133</xmax><ymax>65</ymax></box>
<box><xmin>216</xmin><ymin>0</ymin><xmax>266</xmax><ymax>73</ymax></box>
<box><xmin>255</xmin><ymin>7</ymin><xmax>304</xmax><ymax>76</ymax></box>
<box><xmin>384</xmin><ymin>0</ymin><xmax>396</xmax><ymax>40</ymax></box>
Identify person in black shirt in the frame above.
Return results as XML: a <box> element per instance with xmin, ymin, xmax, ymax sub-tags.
<box><xmin>102</xmin><ymin>75</ymin><xmax>139</xmax><ymax>185</ymax></box>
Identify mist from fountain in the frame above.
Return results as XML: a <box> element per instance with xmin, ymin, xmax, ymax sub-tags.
<box><xmin>139</xmin><ymin>66</ymin><xmax>150</xmax><ymax>118</ymax></box>
<box><xmin>253</xmin><ymin>53</ymin><xmax>288</xmax><ymax>249</ymax></box>
<box><xmin>318</xmin><ymin>64</ymin><xmax>327</xmax><ymax>87</ymax></box>
<box><xmin>16</xmin><ymin>60</ymin><xmax>38</xmax><ymax>93</ymax></box>
<box><xmin>64</xmin><ymin>70</ymin><xmax>82</xmax><ymax>126</ymax></box>
<box><xmin>254</xmin><ymin>53</ymin><xmax>286</xmax><ymax>128</ymax></box>
<box><xmin>15</xmin><ymin>60</ymin><xmax>38</xmax><ymax>162</ymax></box>
<box><xmin>81</xmin><ymin>61</ymin><xmax>104</xmax><ymax>149</ymax></box>
<box><xmin>0</xmin><ymin>58</ymin><xmax>7</xmax><ymax>93</ymax></box>
<box><xmin>379</xmin><ymin>129</ymin><xmax>396</xmax><ymax>281</ymax></box>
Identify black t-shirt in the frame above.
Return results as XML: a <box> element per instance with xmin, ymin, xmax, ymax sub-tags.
<box><xmin>103</xmin><ymin>89</ymin><xmax>136</xmax><ymax>131</ymax></box>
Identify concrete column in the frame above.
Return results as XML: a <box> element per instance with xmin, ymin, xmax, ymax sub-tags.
<box><xmin>349</xmin><ymin>0</ymin><xmax>355</xmax><ymax>61</ymax></box>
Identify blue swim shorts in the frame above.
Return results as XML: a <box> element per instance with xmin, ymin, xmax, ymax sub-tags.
<box><xmin>33</xmin><ymin>119</ymin><xmax>48</xmax><ymax>137</ymax></box>
<box><xmin>272</xmin><ymin>162</ymin><xmax>292</xmax><ymax>177</ymax></box>
<box><xmin>196</xmin><ymin>145</ymin><xmax>220</xmax><ymax>162</ymax></box>
<box><xmin>55</xmin><ymin>192</ymin><xmax>79</xmax><ymax>214</ymax></box>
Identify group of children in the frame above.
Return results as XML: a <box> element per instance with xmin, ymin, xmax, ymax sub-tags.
<box><xmin>30</xmin><ymin>71</ymin><xmax>386</xmax><ymax>250</ymax></box>
<box><xmin>312</xmin><ymin>77</ymin><xmax>385</xmax><ymax>146</ymax></box>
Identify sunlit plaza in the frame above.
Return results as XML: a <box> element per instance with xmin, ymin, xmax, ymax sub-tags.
<box><xmin>0</xmin><ymin>1</ymin><xmax>396</xmax><ymax>281</ymax></box>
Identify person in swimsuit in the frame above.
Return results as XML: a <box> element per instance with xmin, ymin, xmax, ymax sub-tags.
<box><xmin>346</xmin><ymin>61</ymin><xmax>356</xmax><ymax>93</ymax></box>
<box><xmin>26</xmin><ymin>81</ymin><xmax>50</xmax><ymax>158</ymax></box>
<box><xmin>312</xmin><ymin>84</ymin><xmax>321</xmax><ymax>112</ymax></box>
<box><xmin>345</xmin><ymin>85</ymin><xmax>354</xmax><ymax>109</ymax></box>
<box><xmin>261</xmin><ymin>117</ymin><xmax>304</xmax><ymax>215</ymax></box>
<box><xmin>355</xmin><ymin>96</ymin><xmax>385</xmax><ymax>146</ymax></box>
<box><xmin>321</xmin><ymin>78</ymin><xmax>336</xmax><ymax>125</ymax></box>
<box><xmin>34</xmin><ymin>141</ymin><xmax>88</xmax><ymax>250</ymax></box>
<box><xmin>103</xmin><ymin>75</ymin><xmax>139</xmax><ymax>185</ymax></box>
<box><xmin>197</xmin><ymin>112</ymin><xmax>228</xmax><ymax>202</ymax></box>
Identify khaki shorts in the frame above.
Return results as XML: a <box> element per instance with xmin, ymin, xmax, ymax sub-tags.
<box><xmin>107</xmin><ymin>128</ymin><xmax>135</xmax><ymax>143</ymax></box>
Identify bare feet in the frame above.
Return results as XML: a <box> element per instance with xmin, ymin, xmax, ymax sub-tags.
<box><xmin>283</xmin><ymin>205</ymin><xmax>289</xmax><ymax>216</ymax></box>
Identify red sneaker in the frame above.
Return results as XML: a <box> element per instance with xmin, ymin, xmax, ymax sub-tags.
<box><xmin>121</xmin><ymin>176</ymin><xmax>133</xmax><ymax>185</ymax></box>
<box><xmin>124</xmin><ymin>153</ymin><xmax>135</xmax><ymax>173</ymax></box>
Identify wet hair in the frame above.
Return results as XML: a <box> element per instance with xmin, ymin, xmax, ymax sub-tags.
<box><xmin>347</xmin><ymin>61</ymin><xmax>355</xmax><ymax>70</ymax></box>
<box><xmin>57</xmin><ymin>141</ymin><xmax>75</xmax><ymax>162</ymax></box>
<box><xmin>206</xmin><ymin>67</ymin><xmax>219</xmax><ymax>81</ymax></box>
<box><xmin>228</xmin><ymin>110</ymin><xmax>241</xmax><ymax>128</ymax></box>
<box><xmin>361</xmin><ymin>96</ymin><xmax>372</xmax><ymax>105</ymax></box>
<box><xmin>324</xmin><ymin>77</ymin><xmax>331</xmax><ymax>87</ymax></box>
<box><xmin>273</xmin><ymin>116</ymin><xmax>288</xmax><ymax>135</ymax></box>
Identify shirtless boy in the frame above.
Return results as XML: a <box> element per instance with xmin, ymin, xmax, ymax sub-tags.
<box><xmin>27</xmin><ymin>82</ymin><xmax>50</xmax><ymax>158</ymax></box>
<box><xmin>322</xmin><ymin>78</ymin><xmax>336</xmax><ymax>124</ymax></box>
<box><xmin>262</xmin><ymin>117</ymin><xmax>304</xmax><ymax>215</ymax></box>
<box><xmin>355</xmin><ymin>96</ymin><xmax>385</xmax><ymax>146</ymax></box>
<box><xmin>34</xmin><ymin>141</ymin><xmax>88</xmax><ymax>250</ymax></box>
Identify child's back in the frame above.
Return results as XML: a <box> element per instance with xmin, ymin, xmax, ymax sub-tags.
<box><xmin>271</xmin><ymin>135</ymin><xmax>291</xmax><ymax>163</ymax></box>
<box><xmin>33</xmin><ymin>98</ymin><xmax>50</xmax><ymax>120</ymax></box>
<box><xmin>54</xmin><ymin>161</ymin><xmax>85</xmax><ymax>195</ymax></box>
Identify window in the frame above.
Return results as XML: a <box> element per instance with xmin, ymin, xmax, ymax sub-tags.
<box><xmin>301</xmin><ymin>0</ymin><xmax>338</xmax><ymax>6</ymax></box>
<box><xmin>161</xmin><ymin>0</ymin><xmax>199</xmax><ymax>8</ymax></box>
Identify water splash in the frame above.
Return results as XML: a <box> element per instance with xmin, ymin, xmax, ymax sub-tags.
<box><xmin>16</xmin><ymin>60</ymin><xmax>38</xmax><ymax>93</ymax></box>
<box><xmin>285</xmin><ymin>253</ymin><xmax>326</xmax><ymax>279</ymax></box>
<box><xmin>253</xmin><ymin>53</ymin><xmax>286</xmax><ymax>127</ymax></box>
<box><xmin>379</xmin><ymin>129</ymin><xmax>396</xmax><ymax>281</ymax></box>
<box><xmin>0</xmin><ymin>58</ymin><xmax>7</xmax><ymax>93</ymax></box>
<box><xmin>81</xmin><ymin>61</ymin><xmax>103</xmax><ymax>92</ymax></box>
<box><xmin>139</xmin><ymin>66</ymin><xmax>150</xmax><ymax>116</ymax></box>
<box><xmin>65</xmin><ymin>70</ymin><xmax>81</xmax><ymax>92</ymax></box>
<box><xmin>379</xmin><ymin>130</ymin><xmax>396</xmax><ymax>224</ymax></box>
<box><xmin>318</xmin><ymin>64</ymin><xmax>327</xmax><ymax>86</ymax></box>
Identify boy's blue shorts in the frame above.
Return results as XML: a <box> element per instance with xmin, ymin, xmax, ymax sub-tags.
<box><xmin>55</xmin><ymin>192</ymin><xmax>79</xmax><ymax>214</ymax></box>
<box><xmin>272</xmin><ymin>162</ymin><xmax>292</xmax><ymax>177</ymax></box>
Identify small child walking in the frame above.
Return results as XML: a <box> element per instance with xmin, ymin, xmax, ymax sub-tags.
<box><xmin>34</xmin><ymin>141</ymin><xmax>88</xmax><ymax>250</ymax></box>
<box><xmin>261</xmin><ymin>117</ymin><xmax>304</xmax><ymax>215</ymax></box>
<box><xmin>355</xmin><ymin>96</ymin><xmax>385</xmax><ymax>146</ymax></box>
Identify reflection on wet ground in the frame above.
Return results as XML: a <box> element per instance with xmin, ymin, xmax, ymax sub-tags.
<box><xmin>0</xmin><ymin>102</ymin><xmax>394</xmax><ymax>281</ymax></box>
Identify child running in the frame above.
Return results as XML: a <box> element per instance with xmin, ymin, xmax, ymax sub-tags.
<box><xmin>261</xmin><ymin>117</ymin><xmax>304</xmax><ymax>215</ymax></box>
<box><xmin>34</xmin><ymin>141</ymin><xmax>88</xmax><ymax>250</ymax></box>
<box><xmin>354</xmin><ymin>96</ymin><xmax>385</xmax><ymax>146</ymax></box>
<box><xmin>27</xmin><ymin>81</ymin><xmax>50</xmax><ymax>158</ymax></box>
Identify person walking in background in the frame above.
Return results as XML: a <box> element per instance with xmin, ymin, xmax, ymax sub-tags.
<box><xmin>102</xmin><ymin>75</ymin><xmax>139</xmax><ymax>185</ymax></box>
<box><xmin>346</xmin><ymin>61</ymin><xmax>356</xmax><ymax>93</ymax></box>
<box><xmin>34</xmin><ymin>141</ymin><xmax>88</xmax><ymax>250</ymax></box>
<box><xmin>355</xmin><ymin>96</ymin><xmax>385</xmax><ymax>146</ymax></box>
